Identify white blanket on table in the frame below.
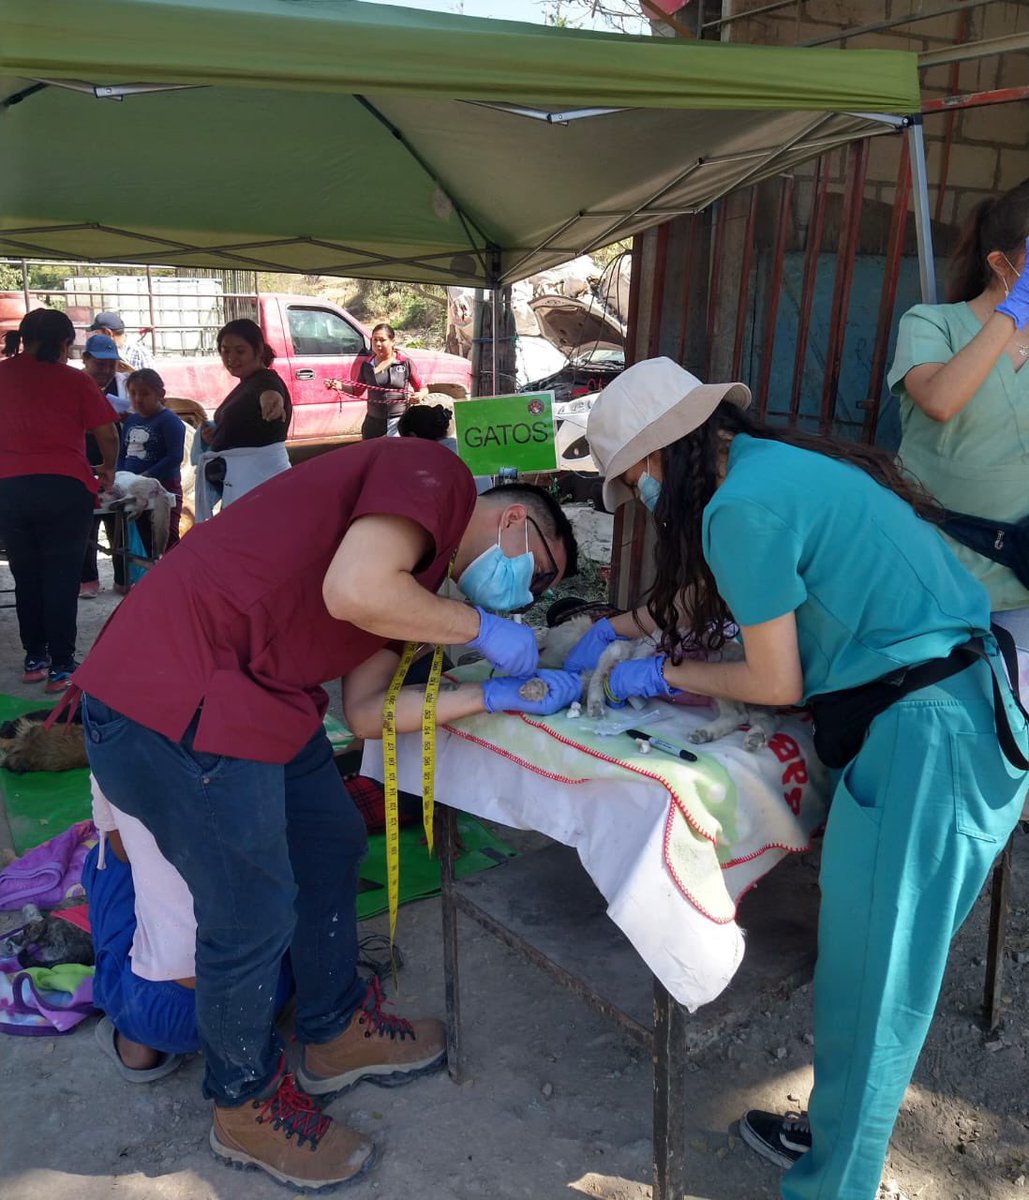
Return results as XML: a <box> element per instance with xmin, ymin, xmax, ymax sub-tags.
<box><xmin>362</xmin><ymin>699</ymin><xmax>829</xmax><ymax>1011</ymax></box>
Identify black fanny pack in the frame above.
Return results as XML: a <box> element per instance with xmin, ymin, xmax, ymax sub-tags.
<box><xmin>942</xmin><ymin>509</ymin><xmax>1029</xmax><ymax>590</ymax></box>
<box><xmin>809</xmin><ymin>626</ymin><xmax>1029</xmax><ymax>771</ymax></box>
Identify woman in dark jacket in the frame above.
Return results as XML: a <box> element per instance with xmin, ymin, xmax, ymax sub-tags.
<box><xmin>351</xmin><ymin>323</ymin><xmax>428</xmax><ymax>440</ymax></box>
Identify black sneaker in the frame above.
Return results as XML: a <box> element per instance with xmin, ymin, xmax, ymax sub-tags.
<box><xmin>739</xmin><ymin>1110</ymin><xmax>811</xmax><ymax>1169</ymax></box>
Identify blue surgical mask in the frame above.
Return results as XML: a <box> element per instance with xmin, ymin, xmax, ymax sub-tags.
<box><xmin>457</xmin><ymin>522</ymin><xmax>535</xmax><ymax>612</ymax></box>
<box><xmin>638</xmin><ymin>472</ymin><xmax>662</xmax><ymax>513</ymax></box>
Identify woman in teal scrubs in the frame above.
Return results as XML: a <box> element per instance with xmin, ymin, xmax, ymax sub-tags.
<box><xmin>890</xmin><ymin>181</ymin><xmax>1029</xmax><ymax>677</ymax></box>
<box><xmin>576</xmin><ymin>358</ymin><xmax>1028</xmax><ymax>1200</ymax></box>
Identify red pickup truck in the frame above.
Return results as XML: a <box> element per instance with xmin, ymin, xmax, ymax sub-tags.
<box><xmin>149</xmin><ymin>294</ymin><xmax>472</xmax><ymax>445</ymax></box>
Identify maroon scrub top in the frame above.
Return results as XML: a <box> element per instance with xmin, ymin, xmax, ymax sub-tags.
<box><xmin>74</xmin><ymin>438</ymin><xmax>477</xmax><ymax>763</ymax></box>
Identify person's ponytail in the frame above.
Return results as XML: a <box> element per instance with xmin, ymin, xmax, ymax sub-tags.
<box><xmin>17</xmin><ymin>308</ymin><xmax>75</xmax><ymax>364</ymax></box>
<box><xmin>2</xmin><ymin>330</ymin><xmax>20</xmax><ymax>357</ymax></box>
<box><xmin>948</xmin><ymin>179</ymin><xmax>1029</xmax><ymax>303</ymax></box>
<box><xmin>948</xmin><ymin>198</ymin><xmax>995</xmax><ymax>303</ymax></box>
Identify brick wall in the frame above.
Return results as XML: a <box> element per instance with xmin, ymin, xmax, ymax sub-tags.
<box><xmin>722</xmin><ymin>1</ymin><xmax>1029</xmax><ymax>248</ymax></box>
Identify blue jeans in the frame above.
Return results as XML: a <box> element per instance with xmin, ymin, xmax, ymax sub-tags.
<box><xmin>83</xmin><ymin>695</ymin><xmax>369</xmax><ymax>1105</ymax></box>
<box><xmin>83</xmin><ymin>845</ymin><xmax>293</xmax><ymax>1055</ymax></box>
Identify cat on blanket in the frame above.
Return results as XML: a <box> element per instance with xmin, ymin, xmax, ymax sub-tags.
<box><xmin>1</xmin><ymin>903</ymin><xmax>94</xmax><ymax>968</ymax></box>
<box><xmin>534</xmin><ymin>615</ymin><xmax>780</xmax><ymax>749</ymax></box>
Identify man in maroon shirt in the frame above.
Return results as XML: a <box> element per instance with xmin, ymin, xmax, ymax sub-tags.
<box><xmin>76</xmin><ymin>437</ymin><xmax>579</xmax><ymax>1191</ymax></box>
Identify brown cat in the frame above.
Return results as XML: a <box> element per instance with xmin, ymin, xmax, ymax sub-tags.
<box><xmin>0</xmin><ymin>712</ymin><xmax>88</xmax><ymax>774</ymax></box>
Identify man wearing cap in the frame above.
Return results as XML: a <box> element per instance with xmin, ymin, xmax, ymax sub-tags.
<box><xmin>88</xmin><ymin>310</ymin><xmax>155</xmax><ymax>371</ymax></box>
<box><xmin>79</xmin><ymin>333</ymin><xmax>130</xmax><ymax>598</ymax></box>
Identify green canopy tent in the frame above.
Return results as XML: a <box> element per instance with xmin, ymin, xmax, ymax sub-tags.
<box><xmin>0</xmin><ymin>0</ymin><xmax>922</xmax><ymax>288</ymax></box>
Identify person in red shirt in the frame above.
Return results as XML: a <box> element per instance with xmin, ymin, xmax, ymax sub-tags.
<box><xmin>0</xmin><ymin>309</ymin><xmax>119</xmax><ymax>691</ymax></box>
<box><xmin>74</xmin><ymin>437</ymin><xmax>580</xmax><ymax>1191</ymax></box>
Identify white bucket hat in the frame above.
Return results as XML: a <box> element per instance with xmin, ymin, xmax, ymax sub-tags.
<box><xmin>587</xmin><ymin>357</ymin><xmax>751</xmax><ymax>511</ymax></box>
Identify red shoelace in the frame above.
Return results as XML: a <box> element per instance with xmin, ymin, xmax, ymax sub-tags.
<box><xmin>360</xmin><ymin>976</ymin><xmax>416</xmax><ymax>1041</ymax></box>
<box><xmin>254</xmin><ymin>1073</ymin><xmax>331</xmax><ymax>1149</ymax></box>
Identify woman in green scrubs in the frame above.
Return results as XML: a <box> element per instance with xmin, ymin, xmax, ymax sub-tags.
<box><xmin>890</xmin><ymin>180</ymin><xmax>1029</xmax><ymax>681</ymax></box>
<box><xmin>575</xmin><ymin>357</ymin><xmax>1028</xmax><ymax>1200</ymax></box>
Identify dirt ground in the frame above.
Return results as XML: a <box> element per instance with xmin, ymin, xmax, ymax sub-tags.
<box><xmin>0</xmin><ymin>549</ymin><xmax>1027</xmax><ymax>1200</ymax></box>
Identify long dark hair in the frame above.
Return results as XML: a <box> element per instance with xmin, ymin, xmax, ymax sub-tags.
<box><xmin>217</xmin><ymin>318</ymin><xmax>274</xmax><ymax>367</ymax></box>
<box><xmin>948</xmin><ymin>178</ymin><xmax>1029</xmax><ymax>303</ymax></box>
<box><xmin>12</xmin><ymin>308</ymin><xmax>75</xmax><ymax>364</ymax></box>
<box><xmin>645</xmin><ymin>403</ymin><xmax>942</xmax><ymax>662</ymax></box>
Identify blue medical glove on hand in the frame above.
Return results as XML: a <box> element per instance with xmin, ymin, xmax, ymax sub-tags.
<box><xmin>562</xmin><ymin>617</ymin><xmax>623</xmax><ymax>673</ymax></box>
<box><xmin>465</xmin><ymin>607</ymin><xmax>539</xmax><ymax>677</ymax></box>
<box><xmin>483</xmin><ymin>670</ymin><xmax>583</xmax><ymax>715</ymax></box>
<box><xmin>606</xmin><ymin>655</ymin><xmax>679</xmax><ymax>707</ymax></box>
<box><xmin>997</xmin><ymin>237</ymin><xmax>1029</xmax><ymax>329</ymax></box>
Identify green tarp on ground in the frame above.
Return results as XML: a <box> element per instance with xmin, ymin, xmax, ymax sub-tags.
<box><xmin>0</xmin><ymin>0</ymin><xmax>919</xmax><ymax>285</ymax></box>
<box><xmin>0</xmin><ymin>694</ymin><xmax>513</xmax><ymax>912</ymax></box>
<box><xmin>357</xmin><ymin>816</ymin><xmax>516</xmax><ymax>921</ymax></box>
<box><xmin>0</xmin><ymin>695</ymin><xmax>90</xmax><ymax>854</ymax></box>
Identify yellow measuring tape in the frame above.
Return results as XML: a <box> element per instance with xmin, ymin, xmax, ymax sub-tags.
<box><xmin>381</xmin><ymin>639</ymin><xmax>445</xmax><ymax>964</ymax></box>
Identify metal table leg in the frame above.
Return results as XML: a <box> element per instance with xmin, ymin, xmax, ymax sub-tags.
<box><xmin>438</xmin><ymin>803</ymin><xmax>464</xmax><ymax>1081</ymax></box>
<box><xmin>983</xmin><ymin>834</ymin><xmax>1014</xmax><ymax>1031</ymax></box>
<box><xmin>652</xmin><ymin>976</ymin><xmax>688</xmax><ymax>1200</ymax></box>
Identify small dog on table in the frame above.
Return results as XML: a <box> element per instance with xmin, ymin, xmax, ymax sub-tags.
<box><xmin>525</xmin><ymin>607</ymin><xmax>780</xmax><ymax>751</ymax></box>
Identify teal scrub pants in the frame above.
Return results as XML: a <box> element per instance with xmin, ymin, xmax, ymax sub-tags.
<box><xmin>783</xmin><ymin>657</ymin><xmax>1027</xmax><ymax>1200</ymax></box>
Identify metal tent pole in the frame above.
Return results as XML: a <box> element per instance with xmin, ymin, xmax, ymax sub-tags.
<box><xmin>907</xmin><ymin>118</ymin><xmax>938</xmax><ymax>304</ymax></box>
<box><xmin>491</xmin><ymin>287</ymin><xmax>499</xmax><ymax>395</ymax></box>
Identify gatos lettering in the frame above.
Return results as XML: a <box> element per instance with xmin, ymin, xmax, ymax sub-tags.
<box><xmin>463</xmin><ymin>421</ymin><xmax>551</xmax><ymax>449</ymax></box>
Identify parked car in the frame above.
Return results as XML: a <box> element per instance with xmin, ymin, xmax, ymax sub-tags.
<box><xmin>130</xmin><ymin>294</ymin><xmax>473</xmax><ymax>446</ymax></box>
<box><xmin>519</xmin><ymin>345</ymin><xmax>625</xmax><ymax>407</ymax></box>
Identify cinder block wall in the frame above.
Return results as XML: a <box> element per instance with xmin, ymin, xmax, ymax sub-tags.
<box><xmin>722</xmin><ymin>0</ymin><xmax>1029</xmax><ymax>242</ymax></box>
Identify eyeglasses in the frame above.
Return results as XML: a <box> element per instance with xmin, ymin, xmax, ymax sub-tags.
<box><xmin>526</xmin><ymin>515</ymin><xmax>560</xmax><ymax>597</ymax></box>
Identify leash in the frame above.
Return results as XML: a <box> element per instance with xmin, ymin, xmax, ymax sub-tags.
<box><xmin>381</xmin><ymin>639</ymin><xmax>445</xmax><ymax>983</ymax></box>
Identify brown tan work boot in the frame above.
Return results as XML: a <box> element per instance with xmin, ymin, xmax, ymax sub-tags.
<box><xmin>297</xmin><ymin>977</ymin><xmax>447</xmax><ymax>1098</ymax></box>
<box><xmin>210</xmin><ymin>1066</ymin><xmax>375</xmax><ymax>1190</ymax></box>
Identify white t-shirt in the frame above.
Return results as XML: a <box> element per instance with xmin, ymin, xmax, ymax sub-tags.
<box><xmin>90</xmin><ymin>776</ymin><xmax>196</xmax><ymax>982</ymax></box>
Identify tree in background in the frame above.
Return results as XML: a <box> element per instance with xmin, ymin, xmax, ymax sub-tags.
<box><xmin>538</xmin><ymin>0</ymin><xmax>649</xmax><ymax>33</ymax></box>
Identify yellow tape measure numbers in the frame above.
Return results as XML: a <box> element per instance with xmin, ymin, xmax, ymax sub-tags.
<box><xmin>381</xmin><ymin>640</ymin><xmax>445</xmax><ymax>958</ymax></box>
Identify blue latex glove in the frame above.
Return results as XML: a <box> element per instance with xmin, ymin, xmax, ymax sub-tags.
<box><xmin>465</xmin><ymin>607</ymin><xmax>539</xmax><ymax>677</ymax></box>
<box><xmin>562</xmin><ymin>617</ymin><xmax>623</xmax><ymax>673</ymax></box>
<box><xmin>483</xmin><ymin>670</ymin><xmax>583</xmax><ymax>715</ymax></box>
<box><xmin>605</xmin><ymin>655</ymin><xmax>679</xmax><ymax>707</ymax></box>
<box><xmin>997</xmin><ymin>237</ymin><xmax>1029</xmax><ymax>329</ymax></box>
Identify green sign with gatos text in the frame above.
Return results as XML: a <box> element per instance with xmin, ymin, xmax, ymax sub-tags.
<box><xmin>454</xmin><ymin>392</ymin><xmax>557</xmax><ymax>475</ymax></box>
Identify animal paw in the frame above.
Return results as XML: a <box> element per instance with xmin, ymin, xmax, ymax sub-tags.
<box><xmin>742</xmin><ymin>728</ymin><xmax>768</xmax><ymax>752</ymax></box>
<box><xmin>688</xmin><ymin>728</ymin><xmax>716</xmax><ymax>744</ymax></box>
<box><xmin>518</xmin><ymin>678</ymin><xmax>550</xmax><ymax>703</ymax></box>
